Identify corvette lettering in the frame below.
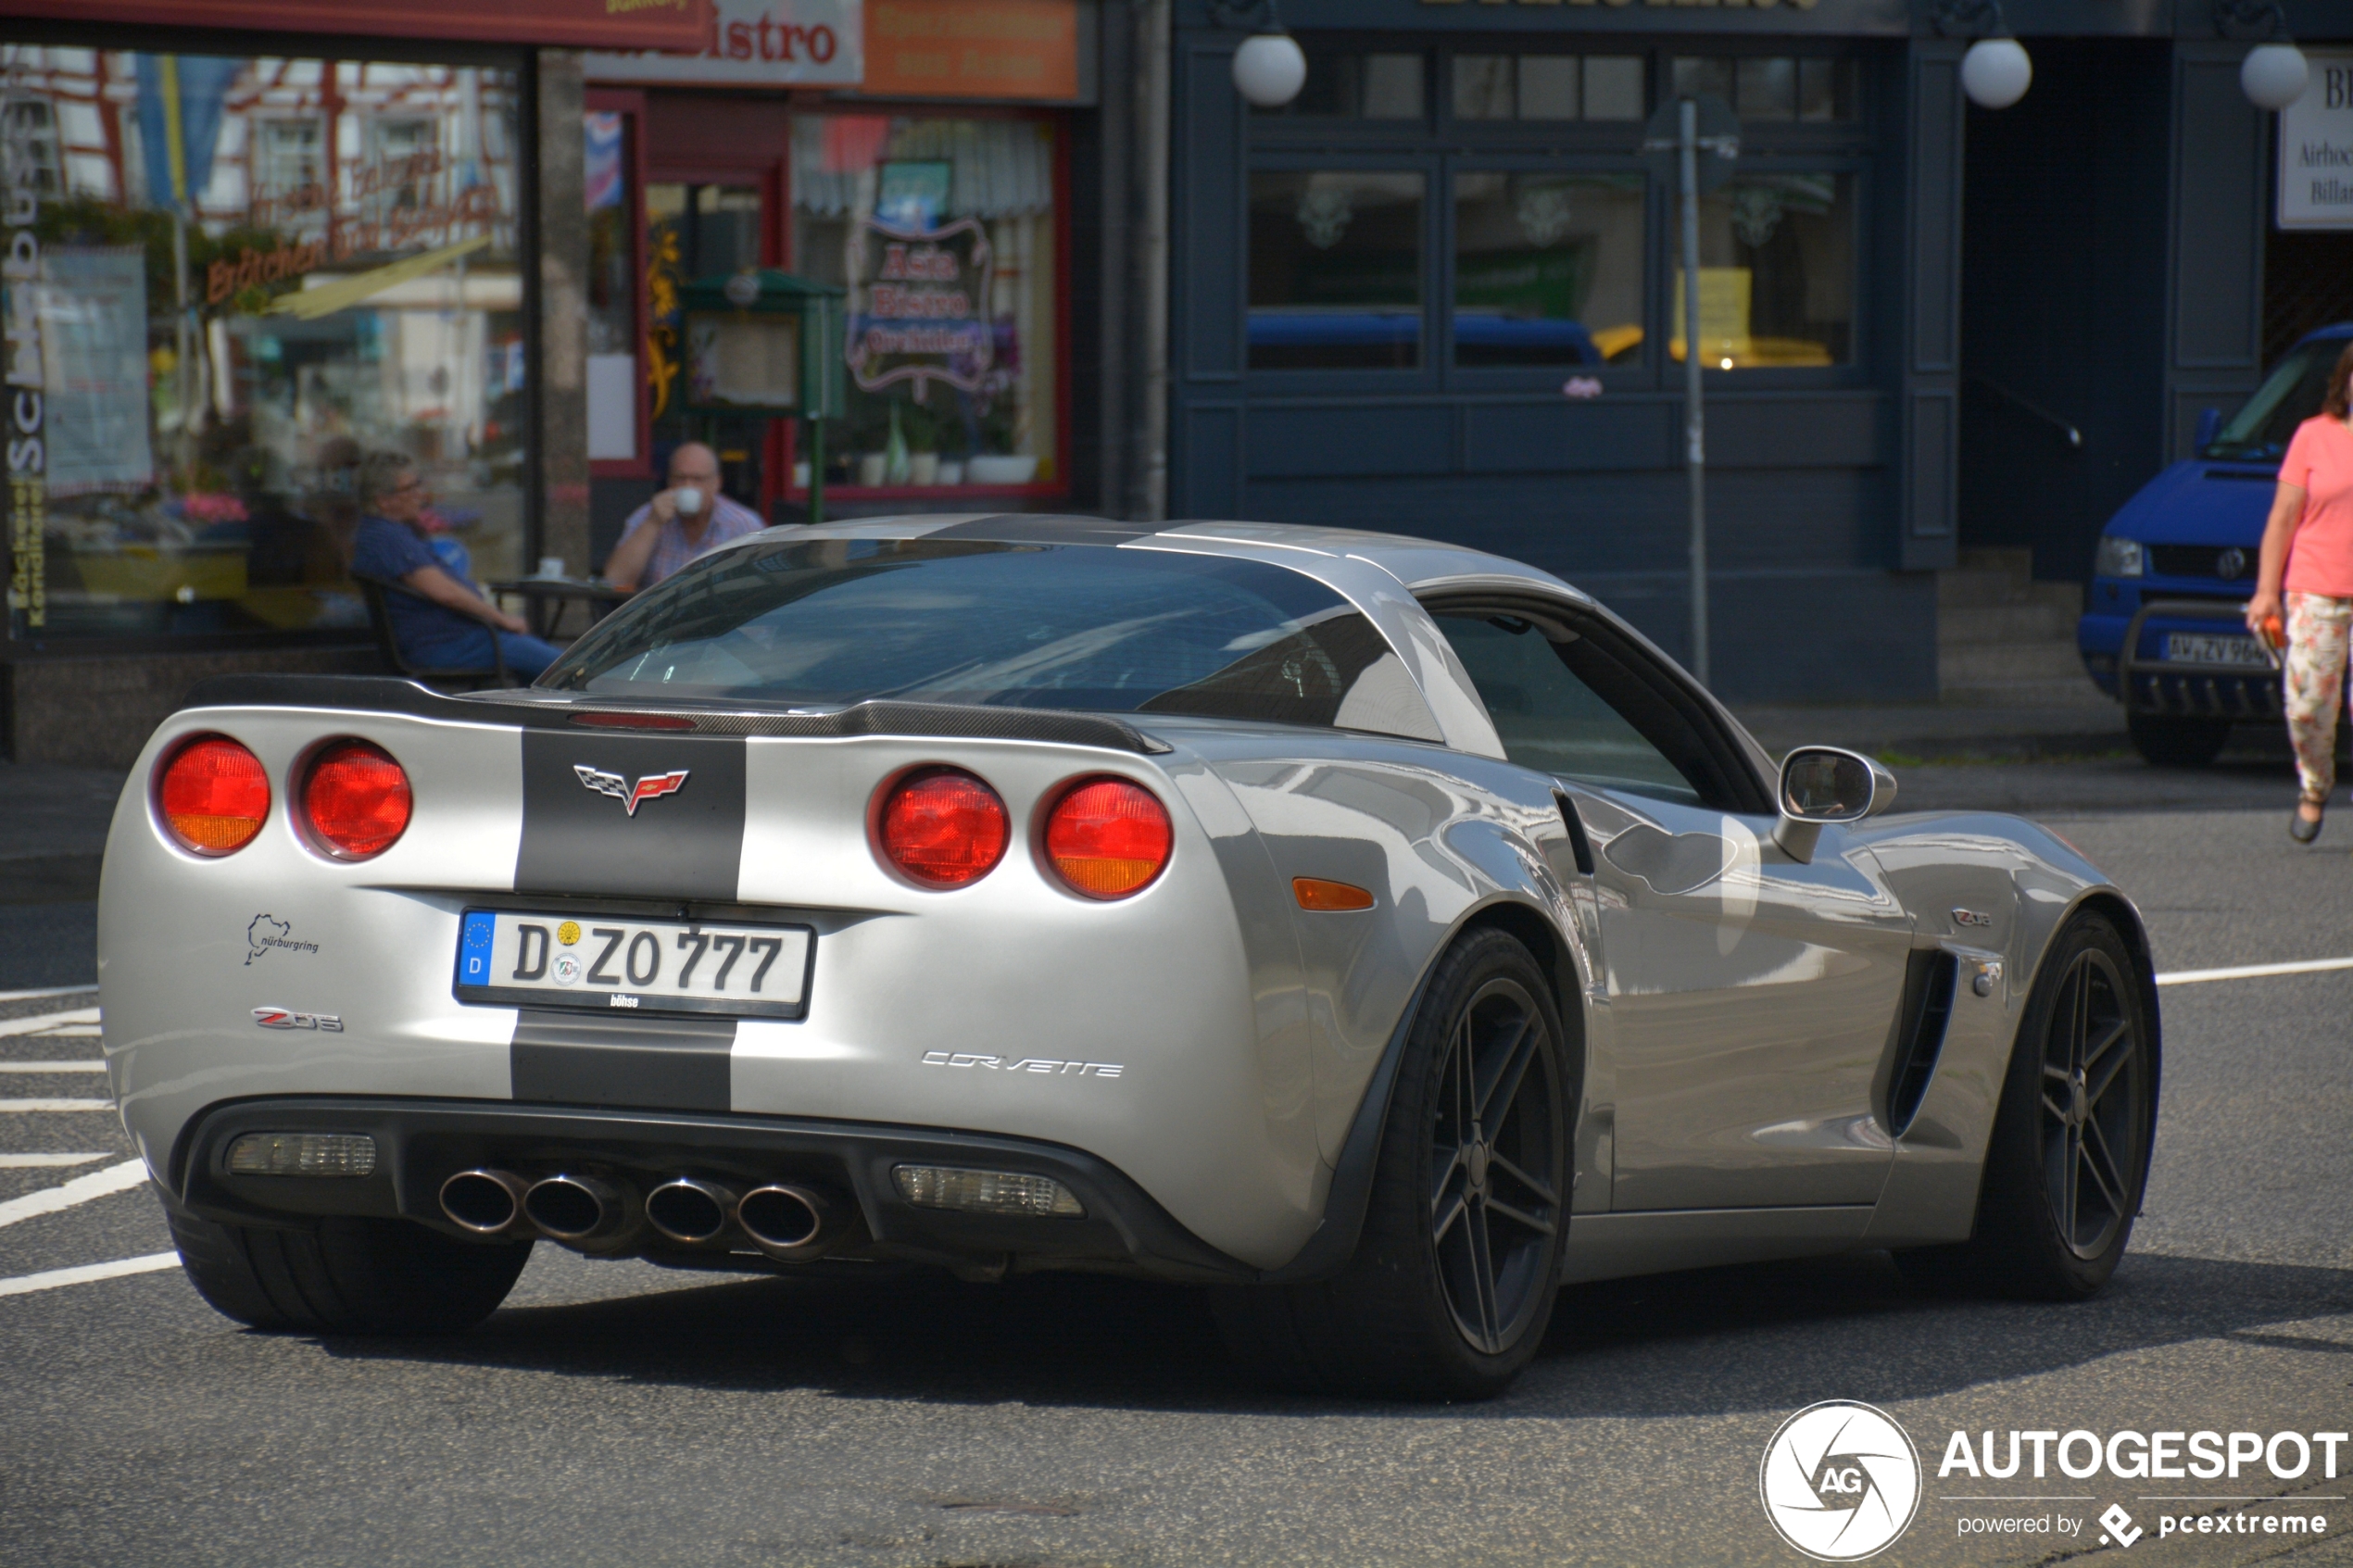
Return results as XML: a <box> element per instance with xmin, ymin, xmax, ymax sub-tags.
<box><xmin>574</xmin><ymin>764</ymin><xmax>691</xmax><ymax>816</ymax></box>
<box><xmin>921</xmin><ymin>1051</ymin><xmax>1123</xmax><ymax>1078</ymax></box>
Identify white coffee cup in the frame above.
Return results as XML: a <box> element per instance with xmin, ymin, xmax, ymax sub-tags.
<box><xmin>673</xmin><ymin>486</ymin><xmax>704</xmax><ymax>516</ymax></box>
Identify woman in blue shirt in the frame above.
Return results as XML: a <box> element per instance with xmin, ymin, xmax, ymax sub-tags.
<box><xmin>348</xmin><ymin>457</ymin><xmax>561</xmax><ymax>681</ymax></box>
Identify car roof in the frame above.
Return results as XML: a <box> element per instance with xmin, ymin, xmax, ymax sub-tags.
<box><xmin>746</xmin><ymin>513</ymin><xmax>1594</xmax><ymax>601</ymax></box>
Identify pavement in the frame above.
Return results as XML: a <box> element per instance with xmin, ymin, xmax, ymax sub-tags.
<box><xmin>3</xmin><ymin>712</ymin><xmax>2349</xmax><ymax>1567</ymax></box>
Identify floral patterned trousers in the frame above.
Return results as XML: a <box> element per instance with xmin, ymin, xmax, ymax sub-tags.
<box><xmin>2285</xmin><ymin>591</ymin><xmax>2353</xmax><ymax>800</ymax></box>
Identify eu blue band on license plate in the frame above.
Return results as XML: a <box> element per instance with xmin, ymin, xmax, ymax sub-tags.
<box><xmin>452</xmin><ymin>907</ymin><xmax>813</xmax><ymax>1021</ymax></box>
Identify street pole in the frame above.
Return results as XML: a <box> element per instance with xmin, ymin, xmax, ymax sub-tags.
<box><xmin>1678</xmin><ymin>97</ymin><xmax>1709</xmax><ymax>689</ymax></box>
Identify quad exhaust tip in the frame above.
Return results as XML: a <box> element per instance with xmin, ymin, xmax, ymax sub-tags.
<box><xmin>522</xmin><ymin>1173</ymin><xmax>643</xmax><ymax>1250</ymax></box>
<box><xmin>440</xmin><ymin>1168</ymin><xmax>531</xmax><ymax>1236</ymax></box>
<box><xmin>645</xmin><ymin>1177</ymin><xmax>739</xmax><ymax>1246</ymax></box>
<box><xmin>736</xmin><ymin>1183</ymin><xmax>840</xmax><ymax>1261</ymax></box>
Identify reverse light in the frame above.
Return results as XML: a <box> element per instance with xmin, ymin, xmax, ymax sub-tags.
<box><xmin>157</xmin><ymin>735</ymin><xmax>270</xmax><ymax>855</ymax></box>
<box><xmin>226</xmin><ymin>1133</ymin><xmax>376</xmax><ymax>1177</ymax></box>
<box><xmin>1044</xmin><ymin>777</ymin><xmax>1172</xmax><ymax>899</ymax></box>
<box><xmin>876</xmin><ymin>768</ymin><xmax>1010</xmax><ymax>887</ymax></box>
<box><xmin>893</xmin><ymin>1164</ymin><xmax>1084</xmax><ymax>1217</ymax></box>
<box><xmin>301</xmin><ymin>739</ymin><xmax>412</xmax><ymax>859</ymax></box>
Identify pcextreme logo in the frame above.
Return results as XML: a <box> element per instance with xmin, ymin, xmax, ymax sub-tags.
<box><xmin>1760</xmin><ymin>1400</ymin><xmax>1924</xmax><ymax>1561</ymax></box>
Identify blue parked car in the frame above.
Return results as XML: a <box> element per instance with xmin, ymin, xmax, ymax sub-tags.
<box><xmin>2081</xmin><ymin>323</ymin><xmax>2352</xmax><ymax>766</ymax></box>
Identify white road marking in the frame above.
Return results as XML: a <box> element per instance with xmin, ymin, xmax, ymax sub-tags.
<box><xmin>0</xmin><ymin>1061</ymin><xmax>104</xmax><ymax>1073</ymax></box>
<box><xmin>0</xmin><ymin>985</ymin><xmax>96</xmax><ymax>1002</ymax></box>
<box><xmin>0</xmin><ymin>1009</ymin><xmax>100</xmax><ymax>1037</ymax></box>
<box><xmin>0</xmin><ymin>1159</ymin><xmax>146</xmax><ymax>1228</ymax></box>
<box><xmin>0</xmin><ymin>1152</ymin><xmax>113</xmax><ymax>1168</ymax></box>
<box><xmin>2156</xmin><ymin>956</ymin><xmax>2353</xmax><ymax>986</ymax></box>
<box><xmin>0</xmin><ymin>1099</ymin><xmax>114</xmax><ymax>1112</ymax></box>
<box><xmin>0</xmin><ymin>1252</ymin><xmax>178</xmax><ymax>1298</ymax></box>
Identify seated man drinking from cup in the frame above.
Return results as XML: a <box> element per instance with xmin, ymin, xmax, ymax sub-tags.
<box><xmin>604</xmin><ymin>442</ymin><xmax>766</xmax><ymax>592</ymax></box>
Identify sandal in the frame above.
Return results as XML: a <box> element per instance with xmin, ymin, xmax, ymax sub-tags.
<box><xmin>2291</xmin><ymin>795</ymin><xmax>2326</xmax><ymax>844</ymax></box>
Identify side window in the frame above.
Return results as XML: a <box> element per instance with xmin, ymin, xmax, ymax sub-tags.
<box><xmin>1438</xmin><ymin>613</ymin><xmax>1703</xmax><ymax>805</ymax></box>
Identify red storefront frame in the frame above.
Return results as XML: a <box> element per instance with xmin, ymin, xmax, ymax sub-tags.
<box><xmin>0</xmin><ymin>0</ymin><xmax>708</xmax><ymax>48</ymax></box>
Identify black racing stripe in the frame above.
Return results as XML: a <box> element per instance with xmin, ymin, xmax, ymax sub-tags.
<box><xmin>510</xmin><ymin>1010</ymin><xmax>736</xmax><ymax>1113</ymax></box>
<box><xmin>925</xmin><ymin>513</ymin><xmax>1159</xmax><ymax>546</ymax></box>
<box><xmin>516</xmin><ymin>729</ymin><xmax>745</xmax><ymax>899</ymax></box>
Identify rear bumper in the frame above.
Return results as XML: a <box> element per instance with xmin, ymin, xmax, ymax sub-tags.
<box><xmin>169</xmin><ymin>1096</ymin><xmax>1256</xmax><ymax>1284</ymax></box>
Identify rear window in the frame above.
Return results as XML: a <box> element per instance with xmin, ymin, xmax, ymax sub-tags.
<box><xmin>2205</xmin><ymin>341</ymin><xmax>2338</xmax><ymax>462</ymax></box>
<box><xmin>543</xmin><ymin>537</ymin><xmax>1440</xmax><ymax>738</ymax></box>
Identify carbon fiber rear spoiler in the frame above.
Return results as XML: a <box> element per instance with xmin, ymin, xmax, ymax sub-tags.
<box><xmin>177</xmin><ymin>675</ymin><xmax>1175</xmax><ymax>756</ymax></box>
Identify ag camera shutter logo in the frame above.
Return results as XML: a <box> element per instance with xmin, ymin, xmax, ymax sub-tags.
<box><xmin>1760</xmin><ymin>1400</ymin><xmax>1923</xmax><ymax>1561</ymax></box>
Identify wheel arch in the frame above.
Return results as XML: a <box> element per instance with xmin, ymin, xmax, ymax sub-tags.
<box><xmin>1261</xmin><ymin>891</ymin><xmax>1582</xmax><ymax>1285</ymax></box>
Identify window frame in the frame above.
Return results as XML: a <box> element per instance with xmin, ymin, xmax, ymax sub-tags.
<box><xmin>1243</xmin><ymin>148</ymin><xmax>1444</xmax><ymax>395</ymax></box>
<box><xmin>1243</xmin><ymin>38</ymin><xmax>1880</xmax><ymax>397</ymax></box>
<box><xmin>1418</xmin><ymin>588</ymin><xmax>1773</xmax><ymax>816</ymax></box>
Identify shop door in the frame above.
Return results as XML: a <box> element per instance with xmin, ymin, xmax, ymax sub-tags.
<box><xmin>646</xmin><ymin>179</ymin><xmax>779</xmax><ymax>511</ymax></box>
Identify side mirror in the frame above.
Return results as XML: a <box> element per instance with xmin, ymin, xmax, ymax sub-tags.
<box><xmin>2195</xmin><ymin>406</ymin><xmax>2221</xmax><ymax>450</ymax></box>
<box><xmin>1773</xmin><ymin>746</ymin><xmax>1896</xmax><ymax>862</ymax></box>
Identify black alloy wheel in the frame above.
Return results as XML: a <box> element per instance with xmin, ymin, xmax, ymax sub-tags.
<box><xmin>1894</xmin><ymin>909</ymin><xmax>2159</xmax><ymax>1301</ymax></box>
<box><xmin>1210</xmin><ymin>926</ymin><xmax>1571</xmax><ymax>1400</ymax></box>
<box><xmin>1429</xmin><ymin>974</ymin><xmax>1561</xmax><ymax>1356</ymax></box>
<box><xmin>2036</xmin><ymin>945</ymin><xmax>2148</xmax><ymax>1261</ymax></box>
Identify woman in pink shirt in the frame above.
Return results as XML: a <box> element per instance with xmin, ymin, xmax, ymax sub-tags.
<box><xmin>2247</xmin><ymin>340</ymin><xmax>2353</xmax><ymax>841</ymax></box>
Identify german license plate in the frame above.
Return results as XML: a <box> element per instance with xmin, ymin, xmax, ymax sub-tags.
<box><xmin>455</xmin><ymin>909</ymin><xmax>812</xmax><ymax>1020</ymax></box>
<box><xmin>2164</xmin><ymin>632</ymin><xmax>2271</xmax><ymax>669</ymax></box>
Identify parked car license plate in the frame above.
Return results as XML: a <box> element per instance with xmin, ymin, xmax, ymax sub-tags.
<box><xmin>2164</xmin><ymin>632</ymin><xmax>2271</xmax><ymax>669</ymax></box>
<box><xmin>455</xmin><ymin>909</ymin><xmax>812</xmax><ymax>1020</ymax></box>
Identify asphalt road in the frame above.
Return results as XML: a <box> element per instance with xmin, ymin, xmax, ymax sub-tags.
<box><xmin>3</xmin><ymin>758</ymin><xmax>2351</xmax><ymax>1567</ymax></box>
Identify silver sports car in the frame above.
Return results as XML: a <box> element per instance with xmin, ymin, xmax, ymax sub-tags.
<box><xmin>100</xmin><ymin>516</ymin><xmax>2159</xmax><ymax>1399</ymax></box>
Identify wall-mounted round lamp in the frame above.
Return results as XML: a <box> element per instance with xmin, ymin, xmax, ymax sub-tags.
<box><xmin>2241</xmin><ymin>42</ymin><xmax>2309</xmax><ymax>110</ymax></box>
<box><xmin>1960</xmin><ymin>37</ymin><xmax>2033</xmax><ymax>110</ymax></box>
<box><xmin>1232</xmin><ymin>31</ymin><xmax>1307</xmax><ymax>110</ymax></box>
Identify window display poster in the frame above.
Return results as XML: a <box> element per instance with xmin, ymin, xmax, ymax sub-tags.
<box><xmin>846</xmin><ymin>216</ymin><xmax>994</xmax><ymax>398</ymax></box>
<box><xmin>2280</xmin><ymin>52</ymin><xmax>2353</xmax><ymax>231</ymax></box>
<box><xmin>39</xmin><ymin>247</ymin><xmax>153</xmax><ymax>494</ymax></box>
<box><xmin>585</xmin><ymin>0</ymin><xmax>862</xmax><ymax>87</ymax></box>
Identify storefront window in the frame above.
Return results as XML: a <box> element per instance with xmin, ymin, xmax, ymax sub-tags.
<box><xmin>1451</xmin><ymin>56</ymin><xmax>1645</xmax><ymax>122</ymax></box>
<box><xmin>1675</xmin><ymin>173</ymin><xmax>1854</xmax><ymax>370</ymax></box>
<box><xmin>1249</xmin><ymin>170</ymin><xmax>1425</xmax><ymax>371</ymax></box>
<box><xmin>1453</xmin><ymin>173</ymin><xmax>1643</xmax><ymax>367</ymax></box>
<box><xmin>789</xmin><ymin>113</ymin><xmax>1062</xmax><ymax>492</ymax></box>
<box><xmin>1259</xmin><ymin>49</ymin><xmax>1426</xmax><ymax>120</ymax></box>
<box><xmin>2</xmin><ymin>46</ymin><xmax>525</xmax><ymax>642</ymax></box>
<box><xmin>1670</xmin><ymin>57</ymin><xmax>1856</xmax><ymax>123</ymax></box>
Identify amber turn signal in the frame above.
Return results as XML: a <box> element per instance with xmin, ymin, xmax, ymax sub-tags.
<box><xmin>157</xmin><ymin>735</ymin><xmax>271</xmax><ymax>856</ymax></box>
<box><xmin>1292</xmin><ymin>877</ymin><xmax>1374</xmax><ymax>912</ymax></box>
<box><xmin>1044</xmin><ymin>777</ymin><xmax>1172</xmax><ymax>898</ymax></box>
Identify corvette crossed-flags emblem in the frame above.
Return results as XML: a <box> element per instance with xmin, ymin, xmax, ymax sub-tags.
<box><xmin>573</xmin><ymin>764</ymin><xmax>691</xmax><ymax>816</ymax></box>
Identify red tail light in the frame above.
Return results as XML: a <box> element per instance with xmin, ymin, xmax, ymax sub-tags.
<box><xmin>876</xmin><ymin>768</ymin><xmax>1009</xmax><ymax>887</ymax></box>
<box><xmin>301</xmin><ymin>740</ymin><xmax>412</xmax><ymax>860</ymax></box>
<box><xmin>157</xmin><ymin>736</ymin><xmax>270</xmax><ymax>856</ymax></box>
<box><xmin>1045</xmin><ymin>778</ymin><xmax>1172</xmax><ymax>899</ymax></box>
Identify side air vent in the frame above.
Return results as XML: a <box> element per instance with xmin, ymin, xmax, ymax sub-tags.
<box><xmin>1887</xmin><ymin>950</ymin><xmax>1959</xmax><ymax>1138</ymax></box>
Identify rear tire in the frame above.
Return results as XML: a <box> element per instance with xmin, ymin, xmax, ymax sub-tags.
<box><xmin>1895</xmin><ymin>911</ymin><xmax>2158</xmax><ymax>1300</ymax></box>
<box><xmin>1214</xmin><ymin>927</ymin><xmax>1569</xmax><ymax>1400</ymax></box>
<box><xmin>167</xmin><ymin>1206</ymin><xmax>532</xmax><ymax>1335</ymax></box>
<box><xmin>2127</xmin><ymin>711</ymin><xmax>2231</xmax><ymax>768</ymax></box>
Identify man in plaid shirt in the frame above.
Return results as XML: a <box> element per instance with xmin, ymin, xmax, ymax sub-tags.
<box><xmin>604</xmin><ymin>442</ymin><xmax>767</xmax><ymax>591</ymax></box>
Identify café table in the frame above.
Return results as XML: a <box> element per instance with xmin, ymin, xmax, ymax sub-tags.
<box><xmin>487</xmin><ymin>577</ymin><xmax>633</xmax><ymax>641</ymax></box>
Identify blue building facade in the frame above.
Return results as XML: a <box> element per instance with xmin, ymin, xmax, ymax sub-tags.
<box><xmin>1166</xmin><ymin>0</ymin><xmax>2353</xmax><ymax>703</ymax></box>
